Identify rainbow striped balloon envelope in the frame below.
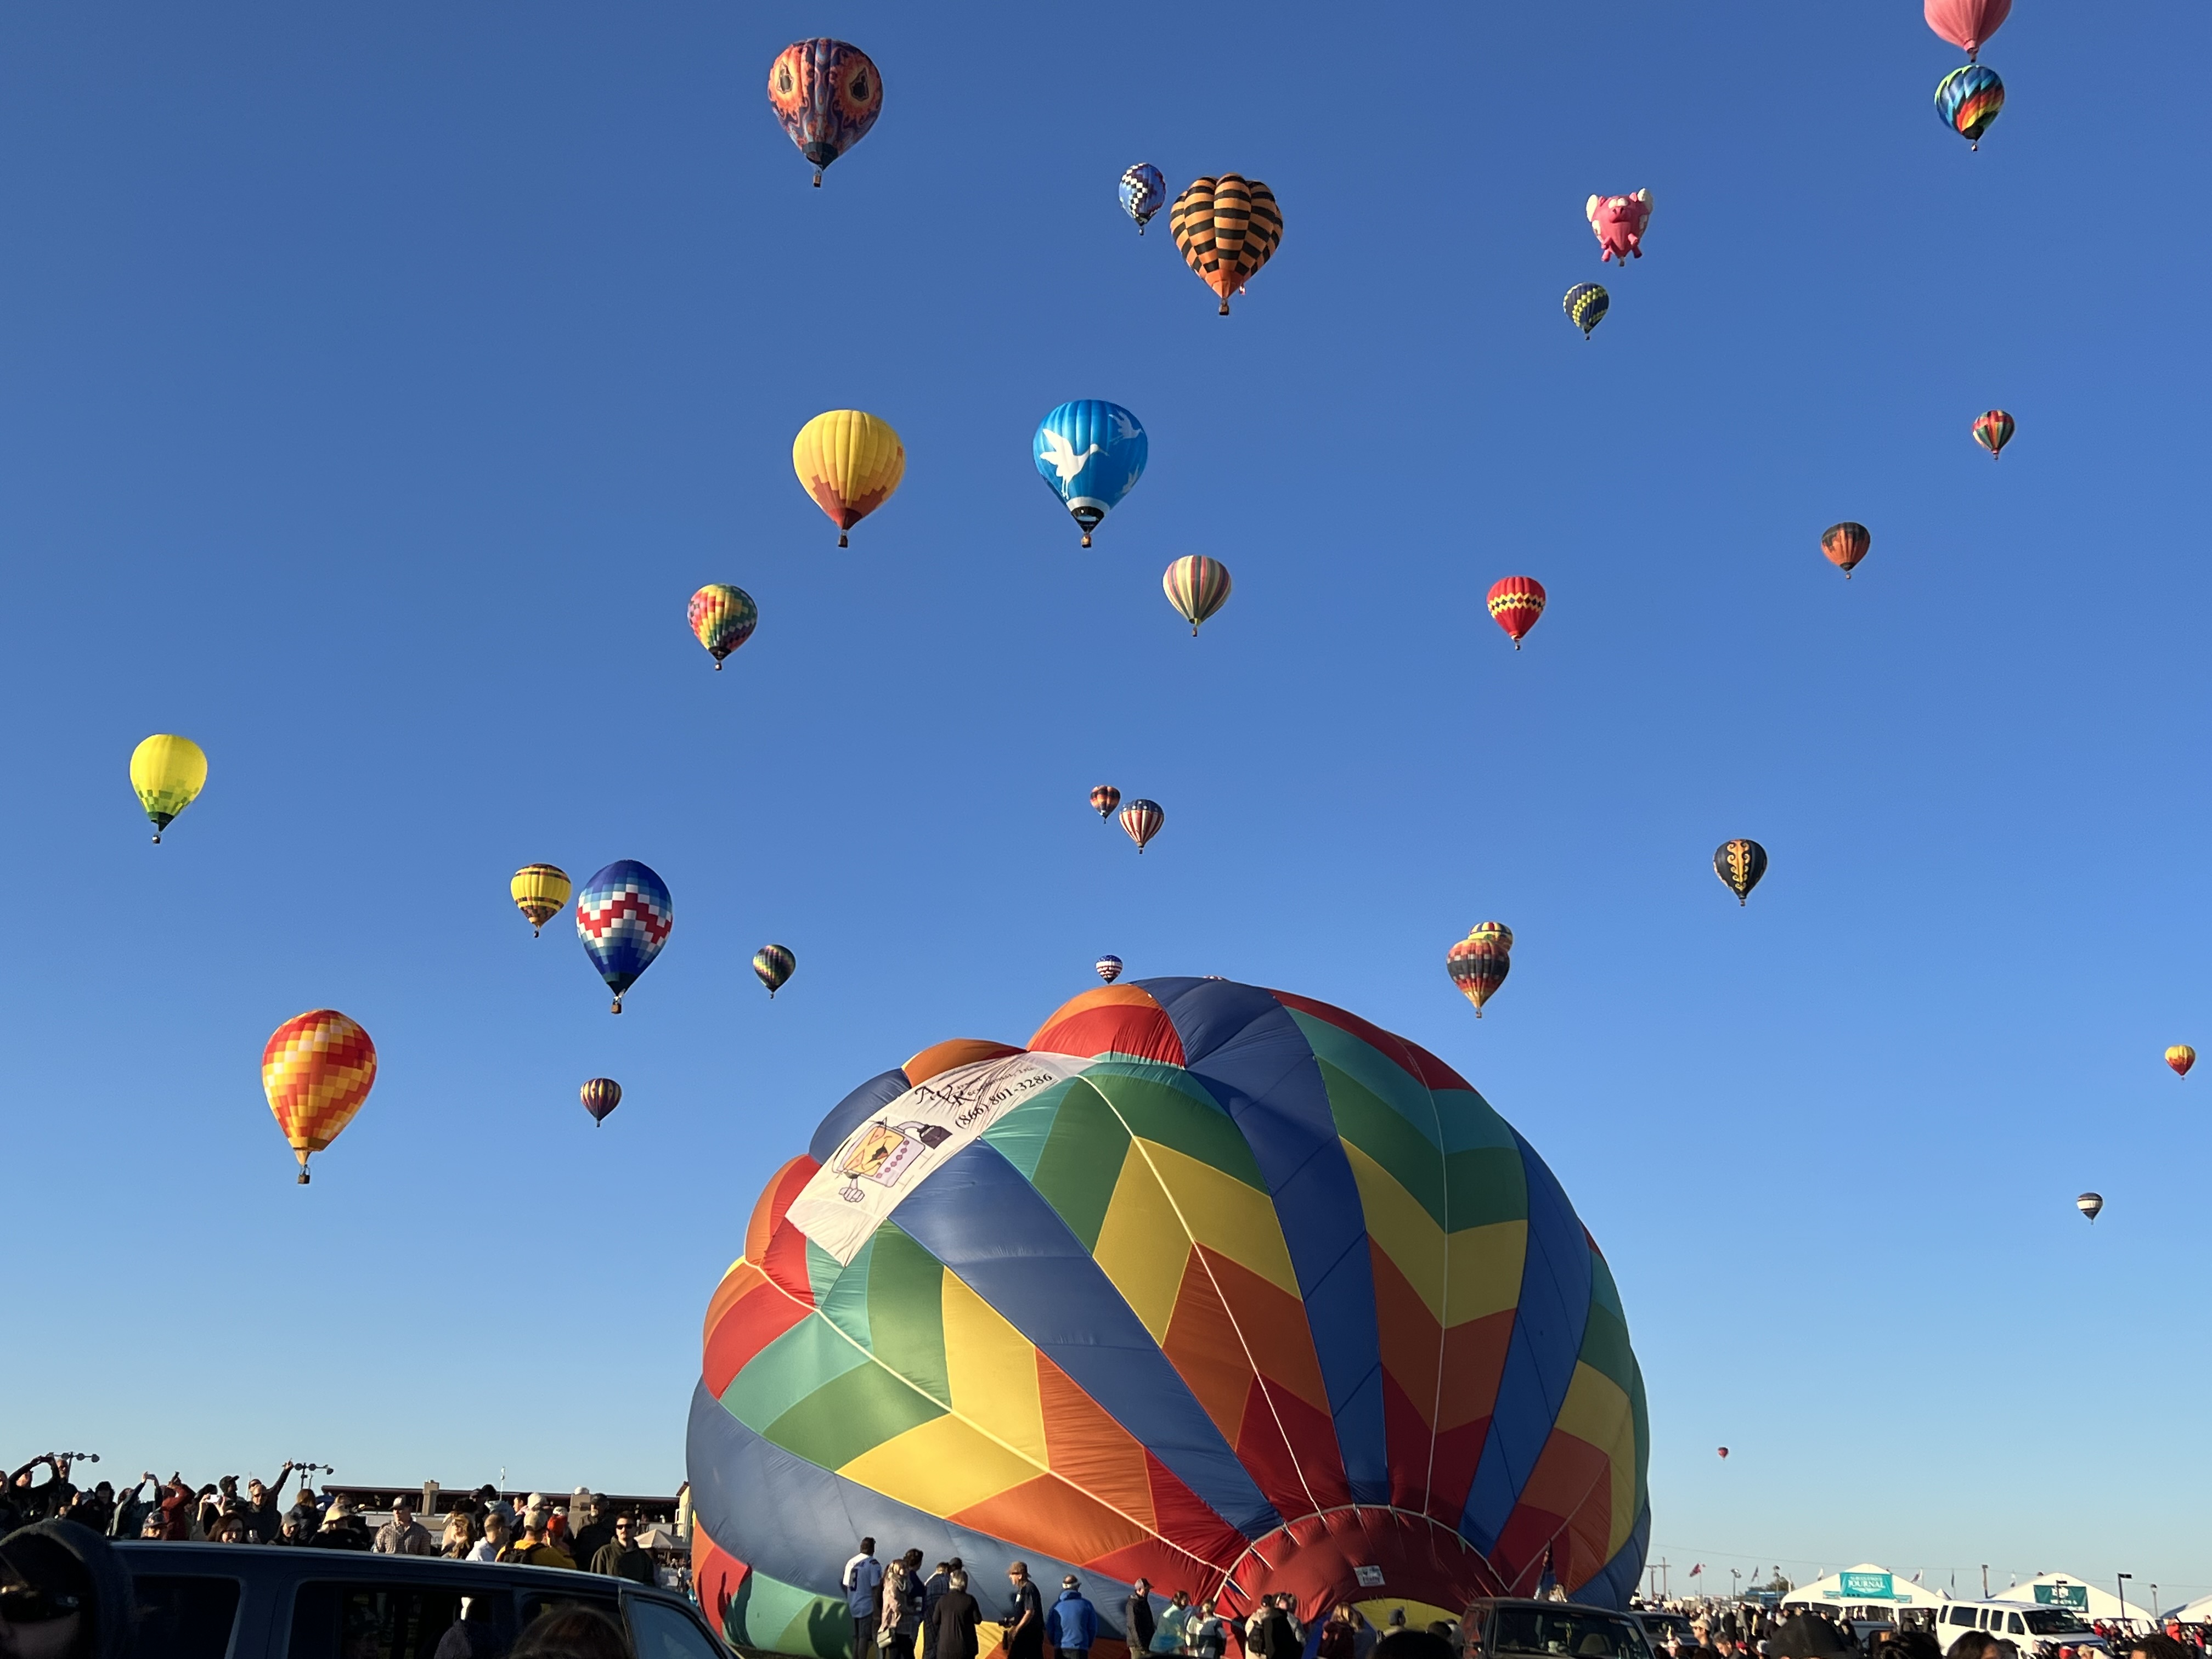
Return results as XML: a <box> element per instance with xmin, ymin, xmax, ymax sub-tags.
<box><xmin>689</xmin><ymin>978</ymin><xmax>1649</xmax><ymax>1654</ymax></box>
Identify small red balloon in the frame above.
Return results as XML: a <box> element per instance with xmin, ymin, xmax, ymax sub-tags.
<box><xmin>1487</xmin><ymin>576</ymin><xmax>1547</xmax><ymax>649</ymax></box>
<box><xmin>1717</xmin><ymin>1447</ymin><xmax>1729</xmax><ymax>1458</ymax></box>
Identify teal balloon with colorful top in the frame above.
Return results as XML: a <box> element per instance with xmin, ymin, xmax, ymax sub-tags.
<box><xmin>1935</xmin><ymin>64</ymin><xmax>2004</xmax><ymax>150</ymax></box>
<box><xmin>1033</xmin><ymin>400</ymin><xmax>1148</xmax><ymax>548</ymax></box>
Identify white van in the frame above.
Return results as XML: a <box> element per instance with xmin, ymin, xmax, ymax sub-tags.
<box><xmin>1933</xmin><ymin>1600</ymin><xmax>2110</xmax><ymax>1657</ymax></box>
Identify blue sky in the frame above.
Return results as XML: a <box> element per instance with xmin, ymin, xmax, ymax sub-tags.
<box><xmin>4</xmin><ymin>0</ymin><xmax>2209</xmax><ymax>1604</ymax></box>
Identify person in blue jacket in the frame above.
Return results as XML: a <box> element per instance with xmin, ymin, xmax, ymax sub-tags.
<box><xmin>1046</xmin><ymin>1576</ymin><xmax>1098</xmax><ymax>1659</ymax></box>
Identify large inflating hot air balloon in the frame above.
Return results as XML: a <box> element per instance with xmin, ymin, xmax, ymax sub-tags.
<box><xmin>1936</xmin><ymin>65</ymin><xmax>2004</xmax><ymax>150</ymax></box>
<box><xmin>577</xmin><ymin>860</ymin><xmax>673</xmax><ymax>1014</ymax></box>
<box><xmin>1164</xmin><ymin>556</ymin><xmax>1233</xmax><ymax>636</ymax></box>
<box><xmin>688</xmin><ymin>978</ymin><xmax>1651</xmax><ymax>1657</ymax></box>
<box><xmin>1121</xmin><ymin>164</ymin><xmax>1166</xmax><ymax>234</ymax></box>
<box><xmin>689</xmin><ymin>585</ymin><xmax>759</xmax><ymax>669</ymax></box>
<box><xmin>1170</xmin><ymin>176</ymin><xmax>1283</xmax><ymax>315</ymax></box>
<box><xmin>794</xmin><ymin>411</ymin><xmax>905</xmax><ymax>546</ymax></box>
<box><xmin>766</xmin><ymin>40</ymin><xmax>882</xmax><ymax>185</ymax></box>
<box><xmin>1926</xmin><ymin>0</ymin><xmax>2010</xmax><ymax>60</ymax></box>
<box><xmin>1487</xmin><ymin>577</ymin><xmax>1546</xmax><ymax>650</ymax></box>
<box><xmin>1585</xmin><ymin>191</ymin><xmax>1652</xmax><ymax>264</ymax></box>
<box><xmin>130</xmin><ymin>735</ymin><xmax>207</xmax><ymax>843</ymax></box>
<box><xmin>1035</xmin><ymin>402</ymin><xmax>1148</xmax><ymax>547</ymax></box>
<box><xmin>510</xmin><ymin>864</ymin><xmax>572</xmax><ymax>938</ymax></box>
<box><xmin>262</xmin><ymin>1010</ymin><xmax>376</xmax><ymax>1184</ymax></box>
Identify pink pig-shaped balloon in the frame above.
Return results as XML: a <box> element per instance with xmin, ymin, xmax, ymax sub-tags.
<box><xmin>1585</xmin><ymin>189</ymin><xmax>1654</xmax><ymax>264</ymax></box>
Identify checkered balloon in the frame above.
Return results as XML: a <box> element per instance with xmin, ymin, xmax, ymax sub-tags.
<box><xmin>577</xmin><ymin>860</ymin><xmax>674</xmax><ymax>1013</ymax></box>
<box><xmin>262</xmin><ymin>1009</ymin><xmax>377</xmax><ymax>1184</ymax></box>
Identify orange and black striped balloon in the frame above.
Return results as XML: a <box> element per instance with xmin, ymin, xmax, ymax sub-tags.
<box><xmin>1169</xmin><ymin>174</ymin><xmax>1283</xmax><ymax>316</ymax></box>
<box><xmin>1713</xmin><ymin>839</ymin><xmax>1768</xmax><ymax>906</ymax></box>
<box><xmin>1820</xmin><ymin>522</ymin><xmax>1871</xmax><ymax>578</ymax></box>
<box><xmin>1486</xmin><ymin>576</ymin><xmax>1547</xmax><ymax>649</ymax></box>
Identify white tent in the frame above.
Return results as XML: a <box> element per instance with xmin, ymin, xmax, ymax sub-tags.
<box><xmin>1999</xmin><ymin>1576</ymin><xmax>2153</xmax><ymax>1622</ymax></box>
<box><xmin>1784</xmin><ymin>1567</ymin><xmax>1951</xmax><ymax>1611</ymax></box>
<box><xmin>2171</xmin><ymin>1594</ymin><xmax>2212</xmax><ymax>1625</ymax></box>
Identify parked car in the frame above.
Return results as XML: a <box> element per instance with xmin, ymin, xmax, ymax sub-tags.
<box><xmin>1933</xmin><ymin>1600</ymin><xmax>2111</xmax><ymax>1658</ymax></box>
<box><xmin>114</xmin><ymin>1541</ymin><xmax>723</xmax><ymax>1659</ymax></box>
<box><xmin>1633</xmin><ymin>1612</ymin><xmax>1696</xmax><ymax>1651</ymax></box>
<box><xmin>1467</xmin><ymin>1598</ymin><xmax>1659</xmax><ymax>1659</ymax></box>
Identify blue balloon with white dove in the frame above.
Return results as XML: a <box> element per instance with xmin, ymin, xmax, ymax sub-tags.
<box><xmin>1032</xmin><ymin>400</ymin><xmax>1148</xmax><ymax>547</ymax></box>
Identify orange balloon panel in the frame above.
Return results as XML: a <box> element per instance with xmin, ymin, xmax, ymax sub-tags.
<box><xmin>262</xmin><ymin>1009</ymin><xmax>377</xmax><ymax>1159</ymax></box>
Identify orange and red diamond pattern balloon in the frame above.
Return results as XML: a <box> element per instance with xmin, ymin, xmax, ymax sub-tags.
<box><xmin>261</xmin><ymin>1009</ymin><xmax>377</xmax><ymax>1182</ymax></box>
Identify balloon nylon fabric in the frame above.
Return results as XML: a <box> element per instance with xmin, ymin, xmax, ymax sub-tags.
<box><xmin>690</xmin><ymin>979</ymin><xmax>1648</xmax><ymax>1656</ymax></box>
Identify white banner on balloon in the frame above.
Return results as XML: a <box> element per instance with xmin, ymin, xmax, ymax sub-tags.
<box><xmin>786</xmin><ymin>1052</ymin><xmax>1091</xmax><ymax>1266</ymax></box>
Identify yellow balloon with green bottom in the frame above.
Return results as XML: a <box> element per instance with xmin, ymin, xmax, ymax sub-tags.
<box><xmin>129</xmin><ymin>735</ymin><xmax>207</xmax><ymax>843</ymax></box>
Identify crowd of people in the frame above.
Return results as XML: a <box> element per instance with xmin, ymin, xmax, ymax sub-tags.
<box><xmin>834</xmin><ymin>1537</ymin><xmax>1466</xmax><ymax>1659</ymax></box>
<box><xmin>1630</xmin><ymin>1601</ymin><xmax>2210</xmax><ymax>1659</ymax></box>
<box><xmin>1</xmin><ymin>1454</ymin><xmax>660</xmax><ymax>1583</ymax></box>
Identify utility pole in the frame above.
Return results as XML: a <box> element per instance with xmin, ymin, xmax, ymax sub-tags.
<box><xmin>2118</xmin><ymin>1576</ymin><xmax>2132</xmax><ymax>1630</ymax></box>
<box><xmin>1982</xmin><ymin>1567</ymin><xmax>1990</xmax><ymax>1599</ymax></box>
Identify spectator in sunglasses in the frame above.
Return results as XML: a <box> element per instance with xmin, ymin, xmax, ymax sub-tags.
<box><xmin>0</xmin><ymin>1519</ymin><xmax>135</xmax><ymax>1659</ymax></box>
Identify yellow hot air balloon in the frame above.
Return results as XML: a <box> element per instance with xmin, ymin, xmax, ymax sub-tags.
<box><xmin>793</xmin><ymin>410</ymin><xmax>905</xmax><ymax>546</ymax></box>
<box><xmin>129</xmin><ymin>735</ymin><xmax>208</xmax><ymax>843</ymax></box>
<box><xmin>510</xmin><ymin>864</ymin><xmax>572</xmax><ymax>938</ymax></box>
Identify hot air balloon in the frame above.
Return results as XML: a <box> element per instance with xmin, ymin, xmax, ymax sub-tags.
<box><xmin>1585</xmin><ymin>190</ymin><xmax>1653</xmax><ymax>264</ymax></box>
<box><xmin>510</xmin><ymin>864</ymin><xmax>572</xmax><ymax>938</ymax></box>
<box><xmin>1936</xmin><ymin>64</ymin><xmax>2004</xmax><ymax>150</ymax></box>
<box><xmin>755</xmin><ymin>945</ymin><xmax>797</xmax><ymax>1000</ymax></box>
<box><xmin>1090</xmin><ymin>785</ymin><xmax>1121</xmax><ymax>821</ymax></box>
<box><xmin>2166</xmin><ymin>1045</ymin><xmax>2195</xmax><ymax>1079</ymax></box>
<box><xmin>1468</xmin><ymin>921</ymin><xmax>1514</xmax><ymax>953</ymax></box>
<box><xmin>577</xmin><ymin>860</ymin><xmax>673</xmax><ymax>1014</ymax></box>
<box><xmin>1717</xmin><ymin>1447</ymin><xmax>1729</xmax><ymax>1459</ymax></box>
<box><xmin>689</xmin><ymin>585</ymin><xmax>759</xmax><ymax>669</ymax></box>
<box><xmin>1973</xmin><ymin>410</ymin><xmax>2015</xmax><ymax>459</ymax></box>
<box><xmin>1169</xmin><ymin>175</ymin><xmax>1283</xmax><ymax>316</ymax></box>
<box><xmin>1120</xmin><ymin>163</ymin><xmax>1166</xmax><ymax>234</ymax></box>
<box><xmin>794</xmin><ymin>411</ymin><xmax>905</xmax><ymax>546</ymax></box>
<box><xmin>1164</xmin><ymin>556</ymin><xmax>1233</xmax><ymax>636</ymax></box>
<box><xmin>1487</xmin><ymin>577</ymin><xmax>1547</xmax><ymax>650</ymax></box>
<box><xmin>1821</xmin><ymin>522</ymin><xmax>1871</xmax><ymax>578</ymax></box>
<box><xmin>1119</xmin><ymin>799</ymin><xmax>1164</xmax><ymax>854</ymax></box>
<box><xmin>1713</xmin><ymin>840</ymin><xmax>1768</xmax><ymax>906</ymax></box>
<box><xmin>1034</xmin><ymin>402</ymin><xmax>1148</xmax><ymax>548</ymax></box>
<box><xmin>1565</xmin><ymin>284</ymin><xmax>1608</xmax><ymax>340</ymax></box>
<box><xmin>1447</xmin><ymin>927</ymin><xmax>1511</xmax><ymax>1017</ymax></box>
<box><xmin>1094</xmin><ymin>955</ymin><xmax>1123</xmax><ymax>984</ymax></box>
<box><xmin>262</xmin><ymin>1009</ymin><xmax>376</xmax><ymax>1185</ymax></box>
<box><xmin>687</xmin><ymin>977</ymin><xmax>1650</xmax><ymax>1659</ymax></box>
<box><xmin>1926</xmin><ymin>0</ymin><xmax>2010</xmax><ymax>60</ymax></box>
<box><xmin>582</xmin><ymin>1077</ymin><xmax>623</xmax><ymax>1127</ymax></box>
<box><xmin>129</xmin><ymin>735</ymin><xmax>207</xmax><ymax>844</ymax></box>
<box><xmin>766</xmin><ymin>40</ymin><xmax>882</xmax><ymax>185</ymax></box>
<box><xmin>2076</xmin><ymin>1192</ymin><xmax>2103</xmax><ymax>1223</ymax></box>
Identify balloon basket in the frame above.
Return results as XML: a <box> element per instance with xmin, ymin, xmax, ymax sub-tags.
<box><xmin>611</xmin><ymin>999</ymin><xmax>624</xmax><ymax>1015</ymax></box>
<box><xmin>838</xmin><ymin>533</ymin><xmax>849</xmax><ymax>548</ymax></box>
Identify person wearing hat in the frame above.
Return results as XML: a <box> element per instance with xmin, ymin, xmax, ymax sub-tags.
<box><xmin>307</xmin><ymin>1496</ymin><xmax>372</xmax><ymax>1551</ymax></box>
<box><xmin>1003</xmin><ymin>1564</ymin><xmax>1044</xmax><ymax>1659</ymax></box>
<box><xmin>0</xmin><ymin>1519</ymin><xmax>135</xmax><ymax>1659</ymax></box>
<box><xmin>1046</xmin><ymin>1577</ymin><xmax>1097</xmax><ymax>1659</ymax></box>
